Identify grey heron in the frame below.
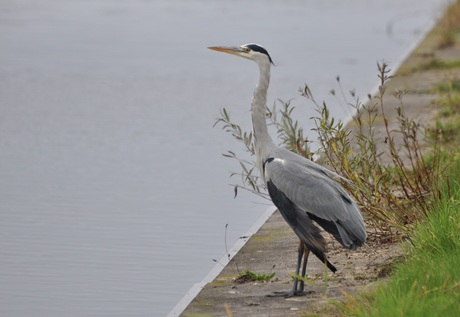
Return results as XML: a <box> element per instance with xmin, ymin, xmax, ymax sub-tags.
<box><xmin>209</xmin><ymin>44</ymin><xmax>367</xmax><ymax>297</ymax></box>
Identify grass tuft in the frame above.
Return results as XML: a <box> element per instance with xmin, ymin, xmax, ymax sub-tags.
<box><xmin>234</xmin><ymin>270</ymin><xmax>275</xmax><ymax>283</ymax></box>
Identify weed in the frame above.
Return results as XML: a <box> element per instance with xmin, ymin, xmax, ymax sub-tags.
<box><xmin>423</xmin><ymin>59</ymin><xmax>460</xmax><ymax>70</ymax></box>
<box><xmin>429</xmin><ymin>77</ymin><xmax>460</xmax><ymax>146</ymax></box>
<box><xmin>235</xmin><ymin>270</ymin><xmax>275</xmax><ymax>283</ymax></box>
<box><xmin>435</xmin><ymin>79</ymin><xmax>460</xmax><ymax>116</ymax></box>
<box><xmin>215</xmin><ymin>62</ymin><xmax>446</xmax><ymax>239</ymax></box>
<box><xmin>435</xmin><ymin>78</ymin><xmax>460</xmax><ymax>93</ymax></box>
<box><xmin>315</xmin><ymin>63</ymin><xmax>445</xmax><ymax>233</ymax></box>
<box><xmin>290</xmin><ymin>272</ymin><xmax>319</xmax><ymax>285</ymax></box>
<box><xmin>214</xmin><ymin>108</ymin><xmax>269</xmax><ymax>200</ymax></box>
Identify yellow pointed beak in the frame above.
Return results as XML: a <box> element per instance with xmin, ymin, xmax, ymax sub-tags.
<box><xmin>208</xmin><ymin>46</ymin><xmax>247</xmax><ymax>58</ymax></box>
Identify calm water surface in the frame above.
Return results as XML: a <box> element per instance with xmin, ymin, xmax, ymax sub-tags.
<box><xmin>0</xmin><ymin>0</ymin><xmax>444</xmax><ymax>316</ymax></box>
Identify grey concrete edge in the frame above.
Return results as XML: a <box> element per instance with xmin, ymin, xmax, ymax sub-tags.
<box><xmin>167</xmin><ymin>205</ymin><xmax>278</xmax><ymax>317</ymax></box>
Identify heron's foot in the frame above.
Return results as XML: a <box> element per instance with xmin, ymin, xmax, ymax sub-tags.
<box><xmin>266</xmin><ymin>290</ymin><xmax>314</xmax><ymax>298</ymax></box>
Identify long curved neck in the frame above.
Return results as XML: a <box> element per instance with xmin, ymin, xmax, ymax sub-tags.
<box><xmin>252</xmin><ymin>61</ymin><xmax>275</xmax><ymax>175</ymax></box>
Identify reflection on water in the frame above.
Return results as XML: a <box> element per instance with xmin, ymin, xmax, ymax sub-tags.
<box><xmin>0</xmin><ymin>0</ymin><xmax>440</xmax><ymax>316</ymax></box>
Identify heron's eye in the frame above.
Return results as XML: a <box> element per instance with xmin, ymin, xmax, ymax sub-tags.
<box><xmin>241</xmin><ymin>47</ymin><xmax>250</xmax><ymax>53</ymax></box>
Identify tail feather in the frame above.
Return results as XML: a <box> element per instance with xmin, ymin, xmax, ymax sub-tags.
<box><xmin>308</xmin><ymin>247</ymin><xmax>337</xmax><ymax>273</ymax></box>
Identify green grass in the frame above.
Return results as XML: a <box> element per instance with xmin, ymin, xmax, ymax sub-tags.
<box><xmin>235</xmin><ymin>270</ymin><xmax>275</xmax><ymax>283</ymax></box>
<box><xmin>438</xmin><ymin>96</ymin><xmax>460</xmax><ymax>116</ymax></box>
<box><xmin>431</xmin><ymin>78</ymin><xmax>460</xmax><ymax>144</ymax></box>
<box><xmin>435</xmin><ymin>79</ymin><xmax>460</xmax><ymax>93</ymax></box>
<box><xmin>343</xmin><ymin>160</ymin><xmax>460</xmax><ymax>317</ymax></box>
<box><xmin>424</xmin><ymin>59</ymin><xmax>460</xmax><ymax>70</ymax></box>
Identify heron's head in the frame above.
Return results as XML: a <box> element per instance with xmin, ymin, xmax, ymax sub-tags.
<box><xmin>208</xmin><ymin>43</ymin><xmax>274</xmax><ymax>66</ymax></box>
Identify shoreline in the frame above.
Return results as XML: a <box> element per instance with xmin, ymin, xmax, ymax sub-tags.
<box><xmin>167</xmin><ymin>207</ymin><xmax>277</xmax><ymax>317</ymax></box>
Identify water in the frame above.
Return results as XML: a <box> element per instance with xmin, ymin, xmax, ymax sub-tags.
<box><xmin>0</xmin><ymin>0</ymin><xmax>444</xmax><ymax>316</ymax></box>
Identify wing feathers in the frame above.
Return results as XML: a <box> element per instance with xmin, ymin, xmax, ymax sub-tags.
<box><xmin>267</xmin><ymin>180</ymin><xmax>337</xmax><ymax>273</ymax></box>
<box><xmin>264</xmin><ymin>150</ymin><xmax>367</xmax><ymax>250</ymax></box>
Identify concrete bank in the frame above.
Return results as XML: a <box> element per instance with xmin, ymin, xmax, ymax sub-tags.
<box><xmin>173</xmin><ymin>7</ymin><xmax>460</xmax><ymax>317</ymax></box>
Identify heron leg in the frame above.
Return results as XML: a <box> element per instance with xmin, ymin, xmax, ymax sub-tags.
<box><xmin>299</xmin><ymin>247</ymin><xmax>310</xmax><ymax>293</ymax></box>
<box><xmin>291</xmin><ymin>241</ymin><xmax>304</xmax><ymax>294</ymax></box>
<box><xmin>267</xmin><ymin>240</ymin><xmax>312</xmax><ymax>298</ymax></box>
